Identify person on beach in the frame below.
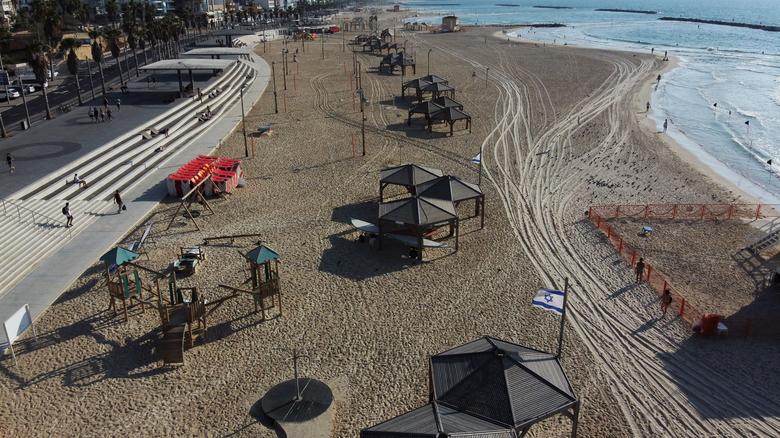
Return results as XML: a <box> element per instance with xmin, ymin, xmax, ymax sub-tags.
<box><xmin>646</xmin><ymin>102</ymin><xmax>650</xmax><ymax>113</ymax></box>
<box><xmin>661</xmin><ymin>288</ymin><xmax>673</xmax><ymax>317</ymax></box>
<box><xmin>651</xmin><ymin>47</ymin><xmax>655</xmax><ymax>54</ymax></box>
<box><xmin>6</xmin><ymin>153</ymin><xmax>14</xmax><ymax>173</ymax></box>
<box><xmin>635</xmin><ymin>257</ymin><xmax>646</xmax><ymax>283</ymax></box>
<box><xmin>663</xmin><ymin>119</ymin><xmax>668</xmax><ymax>133</ymax></box>
<box><xmin>62</xmin><ymin>202</ymin><xmax>73</xmax><ymax>227</ymax></box>
<box><xmin>114</xmin><ymin>190</ymin><xmax>125</xmax><ymax>214</ymax></box>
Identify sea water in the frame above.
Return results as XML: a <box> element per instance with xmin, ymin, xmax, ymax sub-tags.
<box><xmin>401</xmin><ymin>0</ymin><xmax>780</xmax><ymax>202</ymax></box>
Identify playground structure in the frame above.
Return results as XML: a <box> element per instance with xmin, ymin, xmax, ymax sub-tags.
<box><xmin>219</xmin><ymin>244</ymin><xmax>283</xmax><ymax>320</ymax></box>
<box><xmin>101</xmin><ymin>247</ymin><xmax>160</xmax><ymax>322</ymax></box>
<box><xmin>587</xmin><ymin>203</ymin><xmax>780</xmax><ymax>337</ymax></box>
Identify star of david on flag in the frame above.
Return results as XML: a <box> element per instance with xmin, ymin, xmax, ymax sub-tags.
<box><xmin>471</xmin><ymin>153</ymin><xmax>481</xmax><ymax>164</ymax></box>
<box><xmin>531</xmin><ymin>288</ymin><xmax>565</xmax><ymax>315</ymax></box>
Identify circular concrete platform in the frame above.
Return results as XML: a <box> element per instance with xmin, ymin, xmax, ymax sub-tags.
<box><xmin>260</xmin><ymin>378</ymin><xmax>333</xmax><ymax>423</ymax></box>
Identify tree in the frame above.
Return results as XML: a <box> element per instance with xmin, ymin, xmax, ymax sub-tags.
<box><xmin>88</xmin><ymin>29</ymin><xmax>107</xmax><ymax>95</ymax></box>
<box><xmin>106</xmin><ymin>0</ymin><xmax>119</xmax><ymax>27</ymax></box>
<box><xmin>28</xmin><ymin>41</ymin><xmax>53</xmax><ymax>119</ymax></box>
<box><xmin>103</xmin><ymin>28</ymin><xmax>125</xmax><ymax>85</ymax></box>
<box><xmin>60</xmin><ymin>37</ymin><xmax>83</xmax><ymax>104</ymax></box>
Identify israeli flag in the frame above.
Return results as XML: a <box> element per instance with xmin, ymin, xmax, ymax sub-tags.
<box><xmin>471</xmin><ymin>153</ymin><xmax>481</xmax><ymax>164</ymax></box>
<box><xmin>531</xmin><ymin>288</ymin><xmax>565</xmax><ymax>315</ymax></box>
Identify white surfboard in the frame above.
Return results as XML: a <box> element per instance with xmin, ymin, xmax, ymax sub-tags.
<box><xmin>350</xmin><ymin>218</ymin><xmax>379</xmax><ymax>234</ymax></box>
<box><xmin>387</xmin><ymin>233</ymin><xmax>448</xmax><ymax>248</ymax></box>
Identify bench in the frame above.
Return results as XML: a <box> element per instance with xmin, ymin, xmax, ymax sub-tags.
<box><xmin>127</xmin><ymin>223</ymin><xmax>153</xmax><ymax>259</ymax></box>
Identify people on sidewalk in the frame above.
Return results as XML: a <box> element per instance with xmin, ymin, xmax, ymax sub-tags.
<box><xmin>62</xmin><ymin>202</ymin><xmax>73</xmax><ymax>227</ymax></box>
<box><xmin>114</xmin><ymin>190</ymin><xmax>125</xmax><ymax>214</ymax></box>
<box><xmin>6</xmin><ymin>153</ymin><xmax>14</xmax><ymax>174</ymax></box>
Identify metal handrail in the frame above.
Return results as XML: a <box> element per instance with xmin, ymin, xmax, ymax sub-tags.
<box><xmin>0</xmin><ymin>198</ymin><xmax>72</xmax><ymax>238</ymax></box>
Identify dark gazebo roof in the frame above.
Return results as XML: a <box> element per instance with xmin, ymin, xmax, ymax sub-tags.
<box><xmin>422</xmin><ymin>82</ymin><xmax>455</xmax><ymax>93</ymax></box>
<box><xmin>393</xmin><ymin>52</ymin><xmax>415</xmax><ymax>66</ymax></box>
<box><xmin>378</xmin><ymin>196</ymin><xmax>456</xmax><ymax>226</ymax></box>
<box><xmin>432</xmin><ymin>96</ymin><xmax>463</xmax><ymax>110</ymax></box>
<box><xmin>380</xmin><ymin>164</ymin><xmax>443</xmax><ymax>187</ymax></box>
<box><xmin>402</xmin><ymin>78</ymin><xmax>431</xmax><ymax>91</ymax></box>
<box><xmin>361</xmin><ymin>401</ymin><xmax>515</xmax><ymax>438</ymax></box>
<box><xmin>430</xmin><ymin>107</ymin><xmax>470</xmax><ymax>122</ymax></box>
<box><xmin>431</xmin><ymin>336</ymin><xmax>577</xmax><ymax>429</ymax></box>
<box><xmin>361</xmin><ymin>336</ymin><xmax>578</xmax><ymax>437</ymax></box>
<box><xmin>416</xmin><ymin>176</ymin><xmax>482</xmax><ymax>202</ymax></box>
<box><xmin>420</xmin><ymin>74</ymin><xmax>449</xmax><ymax>84</ymax></box>
<box><xmin>408</xmin><ymin>101</ymin><xmax>444</xmax><ymax>117</ymax></box>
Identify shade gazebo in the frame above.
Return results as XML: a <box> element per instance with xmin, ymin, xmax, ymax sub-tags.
<box><xmin>361</xmin><ymin>336</ymin><xmax>580</xmax><ymax>437</ymax></box>
<box><xmin>378</xmin><ymin>196</ymin><xmax>459</xmax><ymax>259</ymax></box>
<box><xmin>139</xmin><ymin>58</ymin><xmax>235</xmax><ymax>97</ymax></box>
<box><xmin>428</xmin><ymin>107</ymin><xmax>472</xmax><ymax>136</ymax></box>
<box><xmin>416</xmin><ymin>175</ymin><xmax>485</xmax><ymax>228</ymax></box>
<box><xmin>241</xmin><ymin>244</ymin><xmax>282</xmax><ymax>317</ymax></box>
<box><xmin>379</xmin><ymin>163</ymin><xmax>443</xmax><ymax>201</ymax></box>
<box><xmin>407</xmin><ymin>100</ymin><xmax>444</xmax><ymax>126</ymax></box>
<box><xmin>401</xmin><ymin>78</ymin><xmax>431</xmax><ymax>99</ymax></box>
<box><xmin>419</xmin><ymin>74</ymin><xmax>449</xmax><ymax>85</ymax></box>
<box><xmin>432</xmin><ymin>96</ymin><xmax>463</xmax><ymax>110</ymax></box>
<box><xmin>421</xmin><ymin>81</ymin><xmax>455</xmax><ymax>99</ymax></box>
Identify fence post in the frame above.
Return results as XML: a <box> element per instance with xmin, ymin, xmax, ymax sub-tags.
<box><xmin>679</xmin><ymin>298</ymin><xmax>686</xmax><ymax>317</ymax></box>
<box><xmin>672</xmin><ymin>205</ymin><xmax>677</xmax><ymax>219</ymax></box>
<box><xmin>662</xmin><ymin>279</ymin><xmax>667</xmax><ymax>291</ymax></box>
<box><xmin>618</xmin><ymin>237</ymin><xmax>623</xmax><ymax>253</ymax></box>
<box><xmin>607</xmin><ymin>225</ymin><xmax>611</xmax><ymax>239</ymax></box>
<box><xmin>615</xmin><ymin>205</ymin><xmax>620</xmax><ymax>218</ymax></box>
<box><xmin>755</xmin><ymin>204</ymin><xmax>762</xmax><ymax>220</ymax></box>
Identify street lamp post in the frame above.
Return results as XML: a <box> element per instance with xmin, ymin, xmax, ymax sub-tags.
<box><xmin>87</xmin><ymin>60</ymin><xmax>96</xmax><ymax>100</ymax></box>
<box><xmin>358</xmin><ymin>88</ymin><xmax>366</xmax><ymax>156</ymax></box>
<box><xmin>282</xmin><ymin>49</ymin><xmax>288</xmax><ymax>90</ymax></box>
<box><xmin>240</xmin><ymin>85</ymin><xmax>248</xmax><ymax>157</ymax></box>
<box><xmin>427</xmin><ymin>49</ymin><xmax>432</xmax><ymax>76</ymax></box>
<box><xmin>271</xmin><ymin>61</ymin><xmax>278</xmax><ymax>114</ymax></box>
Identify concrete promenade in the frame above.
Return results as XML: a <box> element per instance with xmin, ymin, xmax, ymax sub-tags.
<box><xmin>0</xmin><ymin>44</ymin><xmax>271</xmax><ymax>344</ymax></box>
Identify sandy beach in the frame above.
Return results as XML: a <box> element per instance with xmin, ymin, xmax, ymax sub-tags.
<box><xmin>2</xmin><ymin>12</ymin><xmax>780</xmax><ymax>437</ymax></box>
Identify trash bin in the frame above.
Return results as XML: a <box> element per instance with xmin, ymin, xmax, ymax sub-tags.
<box><xmin>700</xmin><ymin>313</ymin><xmax>721</xmax><ymax>336</ymax></box>
<box><xmin>20</xmin><ymin>120</ymin><xmax>29</xmax><ymax>130</ymax></box>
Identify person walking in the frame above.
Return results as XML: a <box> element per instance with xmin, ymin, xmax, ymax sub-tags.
<box><xmin>102</xmin><ymin>96</ymin><xmax>109</xmax><ymax>110</ymax></box>
<box><xmin>635</xmin><ymin>257</ymin><xmax>646</xmax><ymax>283</ymax></box>
<box><xmin>116</xmin><ymin>98</ymin><xmax>121</xmax><ymax>111</ymax></box>
<box><xmin>107</xmin><ymin>108</ymin><xmax>113</xmax><ymax>121</ymax></box>
<box><xmin>62</xmin><ymin>202</ymin><xmax>73</xmax><ymax>227</ymax></box>
<box><xmin>114</xmin><ymin>190</ymin><xmax>125</xmax><ymax>214</ymax></box>
<box><xmin>663</xmin><ymin>118</ymin><xmax>668</xmax><ymax>133</ymax></box>
<box><xmin>99</xmin><ymin>108</ymin><xmax>105</xmax><ymax>122</ymax></box>
<box><xmin>88</xmin><ymin>107</ymin><xmax>94</xmax><ymax>122</ymax></box>
<box><xmin>6</xmin><ymin>153</ymin><xmax>14</xmax><ymax>173</ymax></box>
<box><xmin>661</xmin><ymin>288</ymin><xmax>673</xmax><ymax>317</ymax></box>
<box><xmin>646</xmin><ymin>101</ymin><xmax>650</xmax><ymax>113</ymax></box>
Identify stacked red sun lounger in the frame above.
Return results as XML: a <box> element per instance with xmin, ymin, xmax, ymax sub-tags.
<box><xmin>167</xmin><ymin>155</ymin><xmax>245</xmax><ymax>197</ymax></box>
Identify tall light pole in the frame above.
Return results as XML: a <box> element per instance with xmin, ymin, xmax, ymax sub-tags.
<box><xmin>282</xmin><ymin>49</ymin><xmax>288</xmax><ymax>90</ymax></box>
<box><xmin>240</xmin><ymin>84</ymin><xmax>248</xmax><ymax>157</ymax></box>
<box><xmin>321</xmin><ymin>32</ymin><xmax>325</xmax><ymax>60</ymax></box>
<box><xmin>427</xmin><ymin>49</ymin><xmax>432</xmax><ymax>76</ymax></box>
<box><xmin>271</xmin><ymin>61</ymin><xmax>278</xmax><ymax>114</ymax></box>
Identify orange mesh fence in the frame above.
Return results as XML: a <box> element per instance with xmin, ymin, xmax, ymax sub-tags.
<box><xmin>590</xmin><ymin>203</ymin><xmax>780</xmax><ymax>222</ymax></box>
<box><xmin>588</xmin><ymin>208</ymin><xmax>703</xmax><ymax>328</ymax></box>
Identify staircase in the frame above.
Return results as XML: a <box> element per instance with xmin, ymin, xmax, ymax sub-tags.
<box><xmin>0</xmin><ymin>58</ymin><xmax>259</xmax><ymax>296</ymax></box>
<box><xmin>746</xmin><ymin>229</ymin><xmax>780</xmax><ymax>254</ymax></box>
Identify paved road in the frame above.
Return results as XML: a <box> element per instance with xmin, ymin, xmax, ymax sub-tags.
<box><xmin>0</xmin><ymin>34</ymin><xmax>205</xmax><ymax>134</ymax></box>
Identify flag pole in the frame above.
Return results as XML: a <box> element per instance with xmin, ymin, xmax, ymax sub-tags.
<box><xmin>556</xmin><ymin>277</ymin><xmax>569</xmax><ymax>359</ymax></box>
<box><xmin>478</xmin><ymin>152</ymin><xmax>483</xmax><ymax>186</ymax></box>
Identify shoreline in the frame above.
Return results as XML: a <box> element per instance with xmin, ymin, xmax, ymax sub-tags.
<box><xmin>491</xmin><ymin>24</ymin><xmax>776</xmax><ymax>208</ymax></box>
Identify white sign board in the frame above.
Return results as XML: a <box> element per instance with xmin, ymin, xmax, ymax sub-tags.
<box><xmin>3</xmin><ymin>304</ymin><xmax>35</xmax><ymax>366</ymax></box>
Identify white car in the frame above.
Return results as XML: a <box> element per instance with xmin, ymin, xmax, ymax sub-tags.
<box><xmin>0</xmin><ymin>88</ymin><xmax>21</xmax><ymax>99</ymax></box>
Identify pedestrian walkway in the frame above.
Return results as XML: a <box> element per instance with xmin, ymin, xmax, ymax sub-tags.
<box><xmin>0</xmin><ymin>42</ymin><xmax>270</xmax><ymax>343</ymax></box>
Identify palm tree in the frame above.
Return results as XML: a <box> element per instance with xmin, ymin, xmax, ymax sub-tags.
<box><xmin>28</xmin><ymin>41</ymin><xmax>53</xmax><ymax>120</ymax></box>
<box><xmin>88</xmin><ymin>29</ymin><xmax>107</xmax><ymax>95</ymax></box>
<box><xmin>103</xmin><ymin>28</ymin><xmax>125</xmax><ymax>86</ymax></box>
<box><xmin>60</xmin><ymin>37</ymin><xmax>84</xmax><ymax>105</ymax></box>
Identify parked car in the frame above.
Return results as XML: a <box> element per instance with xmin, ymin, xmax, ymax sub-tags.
<box><xmin>0</xmin><ymin>88</ymin><xmax>21</xmax><ymax>99</ymax></box>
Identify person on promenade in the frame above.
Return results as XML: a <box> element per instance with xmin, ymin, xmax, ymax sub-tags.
<box><xmin>71</xmin><ymin>173</ymin><xmax>87</xmax><ymax>188</ymax></box>
<box><xmin>114</xmin><ymin>190</ymin><xmax>125</xmax><ymax>214</ymax></box>
<box><xmin>88</xmin><ymin>107</ymin><xmax>94</xmax><ymax>122</ymax></box>
<box><xmin>6</xmin><ymin>153</ymin><xmax>14</xmax><ymax>173</ymax></box>
<box><xmin>116</xmin><ymin>98</ymin><xmax>121</xmax><ymax>111</ymax></box>
<box><xmin>99</xmin><ymin>108</ymin><xmax>105</xmax><ymax>122</ymax></box>
<box><xmin>107</xmin><ymin>108</ymin><xmax>113</xmax><ymax>121</ymax></box>
<box><xmin>661</xmin><ymin>288</ymin><xmax>673</xmax><ymax>317</ymax></box>
<box><xmin>635</xmin><ymin>257</ymin><xmax>646</xmax><ymax>283</ymax></box>
<box><xmin>102</xmin><ymin>96</ymin><xmax>109</xmax><ymax>110</ymax></box>
<box><xmin>663</xmin><ymin>119</ymin><xmax>668</xmax><ymax>133</ymax></box>
<box><xmin>62</xmin><ymin>202</ymin><xmax>73</xmax><ymax>227</ymax></box>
